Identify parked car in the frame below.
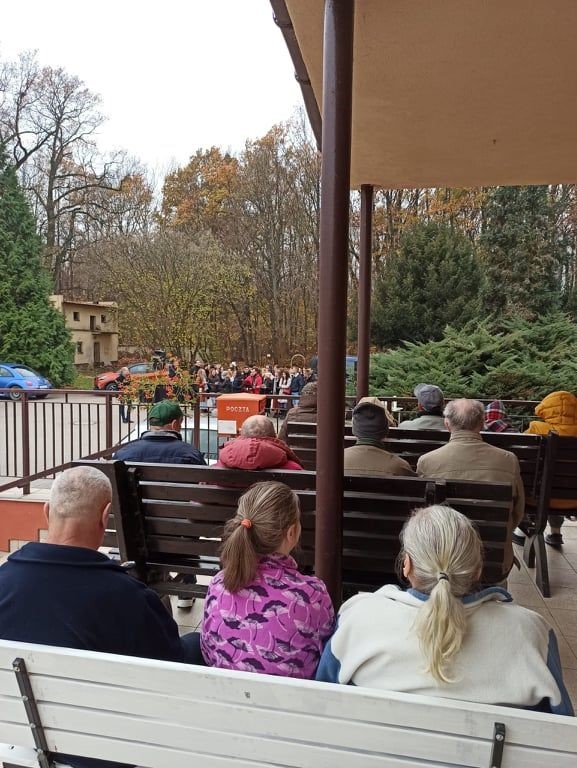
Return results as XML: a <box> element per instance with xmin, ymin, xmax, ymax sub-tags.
<box><xmin>119</xmin><ymin>410</ymin><xmax>222</xmax><ymax>463</ymax></box>
<box><xmin>94</xmin><ymin>362</ymin><xmax>159</xmax><ymax>391</ymax></box>
<box><xmin>0</xmin><ymin>363</ymin><xmax>53</xmax><ymax>400</ymax></box>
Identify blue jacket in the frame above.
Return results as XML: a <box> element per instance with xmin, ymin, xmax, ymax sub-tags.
<box><xmin>113</xmin><ymin>429</ymin><xmax>206</xmax><ymax>465</ymax></box>
<box><xmin>0</xmin><ymin>543</ymin><xmax>186</xmax><ymax>768</ymax></box>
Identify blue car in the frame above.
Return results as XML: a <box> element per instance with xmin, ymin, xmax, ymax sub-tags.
<box><xmin>0</xmin><ymin>363</ymin><xmax>53</xmax><ymax>400</ymax></box>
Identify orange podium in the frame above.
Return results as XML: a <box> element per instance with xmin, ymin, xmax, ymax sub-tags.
<box><xmin>216</xmin><ymin>393</ymin><xmax>267</xmax><ymax>436</ymax></box>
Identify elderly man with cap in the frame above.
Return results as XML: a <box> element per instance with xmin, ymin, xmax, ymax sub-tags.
<box><xmin>344</xmin><ymin>397</ymin><xmax>416</xmax><ymax>477</ymax></box>
<box><xmin>278</xmin><ymin>381</ymin><xmax>318</xmax><ymax>443</ymax></box>
<box><xmin>113</xmin><ymin>399</ymin><xmax>206</xmax><ymax>610</ymax></box>
<box><xmin>403</xmin><ymin>383</ymin><xmax>447</xmax><ymax>430</ymax></box>
<box><xmin>113</xmin><ymin>399</ymin><xmax>207</xmax><ymax>465</ymax></box>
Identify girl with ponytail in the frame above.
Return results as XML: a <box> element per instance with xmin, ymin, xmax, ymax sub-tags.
<box><xmin>317</xmin><ymin>505</ymin><xmax>573</xmax><ymax>715</ymax></box>
<box><xmin>201</xmin><ymin>481</ymin><xmax>334</xmax><ymax>678</ymax></box>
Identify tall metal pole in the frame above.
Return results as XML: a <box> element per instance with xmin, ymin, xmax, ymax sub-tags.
<box><xmin>316</xmin><ymin>0</ymin><xmax>355</xmax><ymax>606</ymax></box>
<box><xmin>356</xmin><ymin>184</ymin><xmax>374</xmax><ymax>400</ymax></box>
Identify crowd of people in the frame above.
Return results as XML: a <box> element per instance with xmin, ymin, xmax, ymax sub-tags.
<box><xmin>0</xmin><ymin>381</ymin><xmax>575</xmax><ymax>766</ymax></box>
<box><xmin>165</xmin><ymin>358</ymin><xmax>317</xmax><ymax>400</ymax></box>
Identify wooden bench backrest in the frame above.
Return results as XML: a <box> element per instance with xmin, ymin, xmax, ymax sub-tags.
<box><xmin>534</xmin><ymin>432</ymin><xmax>577</xmax><ymax>535</ymax></box>
<box><xmin>286</xmin><ymin>423</ymin><xmax>545</xmax><ymax>496</ymax></box>
<box><xmin>81</xmin><ymin>461</ymin><xmax>512</xmax><ymax>594</ymax></box>
<box><xmin>108</xmin><ymin>463</ymin><xmax>439</xmax><ymax>592</ymax></box>
<box><xmin>0</xmin><ymin>640</ymin><xmax>575</xmax><ymax>768</ymax></box>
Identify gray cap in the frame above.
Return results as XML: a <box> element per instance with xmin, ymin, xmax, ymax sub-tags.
<box><xmin>414</xmin><ymin>383</ymin><xmax>444</xmax><ymax>412</ymax></box>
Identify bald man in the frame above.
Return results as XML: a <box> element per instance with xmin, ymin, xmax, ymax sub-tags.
<box><xmin>417</xmin><ymin>399</ymin><xmax>525</xmax><ymax>581</ymax></box>
<box><xmin>0</xmin><ymin>467</ymin><xmax>204</xmax><ymax>766</ymax></box>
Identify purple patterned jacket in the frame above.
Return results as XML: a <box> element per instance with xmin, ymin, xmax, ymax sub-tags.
<box><xmin>201</xmin><ymin>553</ymin><xmax>335</xmax><ymax>678</ymax></box>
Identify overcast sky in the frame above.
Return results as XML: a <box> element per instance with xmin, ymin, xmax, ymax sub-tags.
<box><xmin>0</xmin><ymin>0</ymin><xmax>303</xmax><ymax>174</ymax></box>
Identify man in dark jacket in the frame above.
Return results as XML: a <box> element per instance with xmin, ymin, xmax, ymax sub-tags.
<box><xmin>0</xmin><ymin>466</ymin><xmax>201</xmax><ymax>768</ymax></box>
<box><xmin>113</xmin><ymin>399</ymin><xmax>206</xmax><ymax>609</ymax></box>
<box><xmin>113</xmin><ymin>399</ymin><xmax>206</xmax><ymax>465</ymax></box>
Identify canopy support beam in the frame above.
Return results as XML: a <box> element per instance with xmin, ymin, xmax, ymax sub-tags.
<box><xmin>356</xmin><ymin>184</ymin><xmax>374</xmax><ymax>400</ymax></box>
<box><xmin>315</xmin><ymin>0</ymin><xmax>355</xmax><ymax>606</ymax></box>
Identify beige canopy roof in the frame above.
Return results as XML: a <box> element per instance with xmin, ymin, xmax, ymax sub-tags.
<box><xmin>281</xmin><ymin>0</ymin><xmax>577</xmax><ymax>189</ymax></box>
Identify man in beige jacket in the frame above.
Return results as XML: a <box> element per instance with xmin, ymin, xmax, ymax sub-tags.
<box><xmin>417</xmin><ymin>399</ymin><xmax>524</xmax><ymax>576</ymax></box>
<box><xmin>344</xmin><ymin>397</ymin><xmax>415</xmax><ymax>477</ymax></box>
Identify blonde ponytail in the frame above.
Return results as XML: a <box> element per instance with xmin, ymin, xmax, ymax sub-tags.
<box><xmin>401</xmin><ymin>505</ymin><xmax>482</xmax><ymax>684</ymax></box>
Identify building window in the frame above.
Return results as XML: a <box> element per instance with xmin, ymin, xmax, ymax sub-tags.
<box><xmin>73</xmin><ymin>311</ymin><xmax>80</xmax><ymax>321</ymax></box>
<box><xmin>100</xmin><ymin>314</ymin><xmax>106</xmax><ymax>323</ymax></box>
<box><xmin>76</xmin><ymin>341</ymin><xmax>83</xmax><ymax>354</ymax></box>
<box><xmin>90</xmin><ymin>315</ymin><xmax>96</xmax><ymax>331</ymax></box>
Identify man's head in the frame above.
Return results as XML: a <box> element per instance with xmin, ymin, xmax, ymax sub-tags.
<box><xmin>301</xmin><ymin>382</ymin><xmax>317</xmax><ymax>400</ymax></box>
<box><xmin>240</xmin><ymin>415</ymin><xmax>275</xmax><ymax>438</ymax></box>
<box><xmin>45</xmin><ymin>466</ymin><xmax>112</xmax><ymax>549</ymax></box>
<box><xmin>443</xmin><ymin>399</ymin><xmax>485</xmax><ymax>433</ymax></box>
<box><xmin>414</xmin><ymin>383</ymin><xmax>444</xmax><ymax>414</ymax></box>
<box><xmin>120</xmin><ymin>366</ymin><xmax>130</xmax><ymax>376</ymax></box>
<box><xmin>148</xmin><ymin>400</ymin><xmax>184</xmax><ymax>432</ymax></box>
<box><xmin>352</xmin><ymin>397</ymin><xmax>390</xmax><ymax>442</ymax></box>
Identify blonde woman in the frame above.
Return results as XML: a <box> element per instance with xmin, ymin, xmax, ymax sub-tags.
<box><xmin>317</xmin><ymin>505</ymin><xmax>573</xmax><ymax>716</ymax></box>
<box><xmin>201</xmin><ymin>482</ymin><xmax>334</xmax><ymax>678</ymax></box>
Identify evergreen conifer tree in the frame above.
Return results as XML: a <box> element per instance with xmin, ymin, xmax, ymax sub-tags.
<box><xmin>371</xmin><ymin>220</ymin><xmax>482</xmax><ymax>347</ymax></box>
<box><xmin>480</xmin><ymin>186</ymin><xmax>565</xmax><ymax>317</ymax></box>
<box><xmin>0</xmin><ymin>145</ymin><xmax>74</xmax><ymax>386</ymax></box>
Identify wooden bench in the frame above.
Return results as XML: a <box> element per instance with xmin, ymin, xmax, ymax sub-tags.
<box><xmin>0</xmin><ymin>639</ymin><xmax>575</xmax><ymax>768</ymax></box>
<box><xmin>77</xmin><ymin>461</ymin><xmax>512</xmax><ymax>600</ymax></box>
<box><xmin>285</xmin><ymin>422</ymin><xmax>545</xmax><ymax>501</ymax></box>
<box><xmin>286</xmin><ymin>422</ymin><xmax>551</xmax><ymax>592</ymax></box>
<box><xmin>522</xmin><ymin>432</ymin><xmax>577</xmax><ymax>597</ymax></box>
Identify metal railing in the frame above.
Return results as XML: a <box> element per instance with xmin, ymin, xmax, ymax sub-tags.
<box><xmin>0</xmin><ymin>388</ymin><xmax>538</xmax><ymax>495</ymax></box>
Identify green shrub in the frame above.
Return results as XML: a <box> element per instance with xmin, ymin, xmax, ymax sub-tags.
<box><xmin>369</xmin><ymin>313</ymin><xmax>577</xmax><ymax>400</ymax></box>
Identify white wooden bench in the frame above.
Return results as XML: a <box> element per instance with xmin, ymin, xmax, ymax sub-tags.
<box><xmin>0</xmin><ymin>640</ymin><xmax>575</xmax><ymax>768</ymax></box>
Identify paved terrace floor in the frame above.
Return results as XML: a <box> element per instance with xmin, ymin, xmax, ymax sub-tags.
<box><xmin>2</xmin><ymin>521</ymin><xmax>577</xmax><ymax>709</ymax></box>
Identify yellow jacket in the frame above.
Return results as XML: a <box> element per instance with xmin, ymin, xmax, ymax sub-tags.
<box><xmin>525</xmin><ymin>391</ymin><xmax>577</xmax><ymax>509</ymax></box>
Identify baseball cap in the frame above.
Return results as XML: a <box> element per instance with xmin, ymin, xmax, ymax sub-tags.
<box><xmin>414</xmin><ymin>383</ymin><xmax>444</xmax><ymax>412</ymax></box>
<box><xmin>148</xmin><ymin>400</ymin><xmax>184</xmax><ymax>426</ymax></box>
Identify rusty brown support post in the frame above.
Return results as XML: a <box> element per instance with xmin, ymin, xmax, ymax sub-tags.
<box><xmin>316</xmin><ymin>0</ymin><xmax>355</xmax><ymax>606</ymax></box>
<box><xmin>21</xmin><ymin>393</ymin><xmax>30</xmax><ymax>495</ymax></box>
<box><xmin>356</xmin><ymin>184</ymin><xmax>374</xmax><ymax>400</ymax></box>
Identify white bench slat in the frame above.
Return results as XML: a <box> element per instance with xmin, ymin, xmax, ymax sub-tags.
<box><xmin>0</xmin><ymin>743</ymin><xmax>47</xmax><ymax>767</ymax></box>
<box><xmin>0</xmin><ymin>641</ymin><xmax>574</xmax><ymax>768</ymax></box>
<box><xmin>0</xmin><ymin>644</ymin><xmax>572</xmax><ymax>752</ymax></box>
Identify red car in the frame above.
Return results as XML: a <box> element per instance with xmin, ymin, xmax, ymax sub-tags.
<box><xmin>93</xmin><ymin>362</ymin><xmax>160</xmax><ymax>391</ymax></box>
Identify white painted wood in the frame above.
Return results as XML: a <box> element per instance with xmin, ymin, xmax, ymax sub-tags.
<box><xmin>0</xmin><ymin>640</ymin><xmax>574</xmax><ymax>768</ymax></box>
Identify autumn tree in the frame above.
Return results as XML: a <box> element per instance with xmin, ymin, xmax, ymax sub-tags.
<box><xmin>0</xmin><ymin>52</ymin><xmax>130</xmax><ymax>291</ymax></box>
<box><xmin>79</xmin><ymin>229</ymin><xmax>252</xmax><ymax>361</ymax></box>
<box><xmin>161</xmin><ymin>147</ymin><xmax>239</xmax><ymax>238</ymax></box>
